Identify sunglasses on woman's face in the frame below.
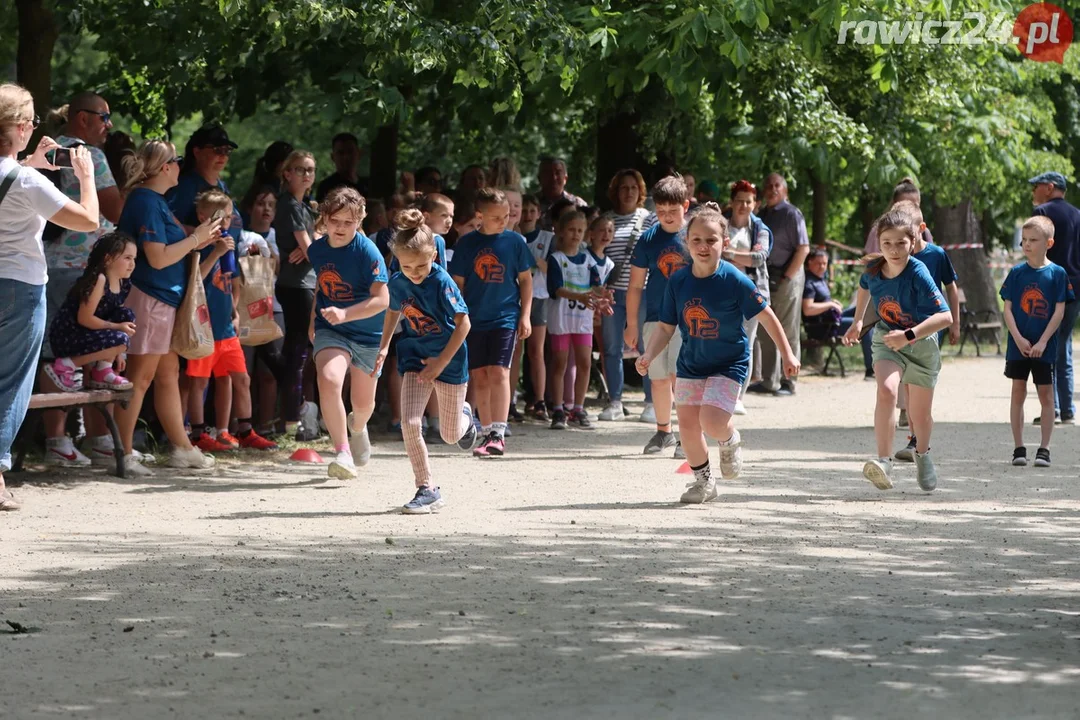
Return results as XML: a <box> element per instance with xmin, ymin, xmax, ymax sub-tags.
<box><xmin>211</xmin><ymin>146</ymin><xmax>233</xmax><ymax>157</ymax></box>
<box><xmin>167</xmin><ymin>156</ymin><xmax>182</xmax><ymax>165</ymax></box>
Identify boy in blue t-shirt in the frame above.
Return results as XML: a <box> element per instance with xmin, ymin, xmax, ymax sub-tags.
<box><xmin>377</xmin><ymin>209</ymin><xmax>479</xmax><ymax>514</ymax></box>
<box><xmin>448</xmin><ymin>187</ymin><xmax>535</xmax><ymax>458</ymax></box>
<box><xmin>627</xmin><ymin>176</ymin><xmax>690</xmax><ymax>457</ymax></box>
<box><xmin>637</xmin><ymin>205</ymin><xmax>799</xmax><ymax>504</ymax></box>
<box><xmin>1000</xmin><ymin>216</ymin><xmax>1074</xmax><ymax>468</ymax></box>
<box><xmin>185</xmin><ymin>191</ymin><xmax>277</xmax><ymax>454</ymax></box>
<box><xmin>307</xmin><ymin>188</ymin><xmax>389</xmax><ymax>480</ymax></box>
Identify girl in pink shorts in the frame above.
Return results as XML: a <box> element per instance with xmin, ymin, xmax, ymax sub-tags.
<box><xmin>546</xmin><ymin>210</ymin><xmax>605</xmax><ymax>430</ymax></box>
<box><xmin>637</xmin><ymin>204</ymin><xmax>800</xmax><ymax>504</ymax></box>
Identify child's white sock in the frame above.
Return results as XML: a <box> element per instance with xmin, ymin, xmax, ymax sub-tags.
<box><xmin>491</xmin><ymin>422</ymin><xmax>507</xmax><ymax>438</ymax></box>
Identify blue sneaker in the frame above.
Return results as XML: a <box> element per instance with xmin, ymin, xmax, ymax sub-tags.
<box><xmin>458</xmin><ymin>402</ymin><xmax>478</xmax><ymax>450</ymax></box>
<box><xmin>402</xmin><ymin>485</ymin><xmax>444</xmax><ymax>514</ymax></box>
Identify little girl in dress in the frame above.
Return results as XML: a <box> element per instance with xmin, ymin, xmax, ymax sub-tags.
<box><xmin>46</xmin><ymin>232</ymin><xmax>139</xmax><ymax>392</ymax></box>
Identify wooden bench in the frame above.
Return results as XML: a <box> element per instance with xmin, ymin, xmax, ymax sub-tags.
<box><xmin>956</xmin><ymin>288</ymin><xmax>1003</xmax><ymax>357</ymax></box>
<box><xmin>12</xmin><ymin>389</ymin><xmax>133</xmax><ymax>479</ymax></box>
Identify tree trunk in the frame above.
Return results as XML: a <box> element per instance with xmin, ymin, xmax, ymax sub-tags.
<box><xmin>933</xmin><ymin>198</ymin><xmax>1002</xmax><ymax>331</ymax></box>
<box><xmin>368</xmin><ymin>120</ymin><xmax>399</xmax><ymax>199</ymax></box>
<box><xmin>594</xmin><ymin>109</ymin><xmax>643</xmax><ymax>211</ymax></box>
<box><xmin>809</xmin><ymin>173</ymin><xmax>828</xmax><ymax>247</ymax></box>
<box><xmin>16</xmin><ymin>0</ymin><xmax>58</xmax><ymax>119</ymax></box>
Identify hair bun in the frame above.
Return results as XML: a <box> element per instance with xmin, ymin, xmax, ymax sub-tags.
<box><xmin>395</xmin><ymin>208</ymin><xmax>425</xmax><ymax>232</ymax></box>
<box><xmin>702</xmin><ymin>201</ymin><xmax>722</xmax><ymax>212</ymax></box>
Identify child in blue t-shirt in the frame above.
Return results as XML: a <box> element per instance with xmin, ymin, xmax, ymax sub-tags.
<box><xmin>448</xmin><ymin>187</ymin><xmax>535</xmax><ymax>458</ymax></box>
<box><xmin>627</xmin><ymin>176</ymin><xmax>690</xmax><ymax>458</ymax></box>
<box><xmin>637</xmin><ymin>204</ymin><xmax>799</xmax><ymax>504</ymax></box>
<box><xmin>843</xmin><ymin>205</ymin><xmax>952</xmax><ymax>493</ymax></box>
<box><xmin>307</xmin><ymin>187</ymin><xmax>389</xmax><ymax>480</ymax></box>
<box><xmin>1000</xmin><ymin>216</ymin><xmax>1074</xmax><ymax>468</ymax></box>
<box><xmin>184</xmin><ymin>191</ymin><xmax>277</xmax><ymax>454</ymax></box>
<box><xmin>891</xmin><ymin>200</ymin><xmax>961</xmax><ymax>458</ymax></box>
<box><xmin>376</xmin><ymin>209</ymin><xmax>478</xmax><ymax>514</ymax></box>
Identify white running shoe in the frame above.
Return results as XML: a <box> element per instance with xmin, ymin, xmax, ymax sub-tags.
<box><xmin>121</xmin><ymin>453</ymin><xmax>153</xmax><ymax>477</ymax></box>
<box><xmin>733</xmin><ymin>400</ymin><xmax>747</xmax><ymax>416</ymax></box>
<box><xmin>680</xmin><ymin>474</ymin><xmax>718</xmax><ymax>504</ymax></box>
<box><xmin>44</xmin><ymin>441</ymin><xmax>91</xmax><ymax>467</ymax></box>
<box><xmin>862</xmin><ymin>458</ymin><xmax>893</xmax><ymax>490</ymax></box>
<box><xmin>718</xmin><ymin>429</ymin><xmax>742</xmax><ymax>479</ymax></box>
<box><xmin>92</xmin><ymin>441</ymin><xmax>156</xmax><ymax>467</ymax></box>
<box><xmin>639</xmin><ymin>403</ymin><xmax>656</xmax><ymax>424</ymax></box>
<box><xmin>347</xmin><ymin>412</ymin><xmax>372</xmax><ymax>467</ymax></box>
<box><xmin>328</xmin><ymin>450</ymin><xmax>358</xmax><ymax>479</ymax></box>
<box><xmin>167</xmin><ymin>446</ymin><xmax>216</xmax><ymax>469</ymax></box>
<box><xmin>598</xmin><ymin>401</ymin><xmax>625</xmax><ymax>422</ymax></box>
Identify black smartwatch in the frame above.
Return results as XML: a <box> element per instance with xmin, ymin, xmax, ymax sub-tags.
<box><xmin>904</xmin><ymin>328</ymin><xmax>916</xmax><ymax>343</ymax></box>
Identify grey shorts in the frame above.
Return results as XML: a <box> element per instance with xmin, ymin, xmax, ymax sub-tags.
<box><xmin>530</xmin><ymin>298</ymin><xmax>549</xmax><ymax>327</ymax></box>
<box><xmin>314</xmin><ymin>328</ymin><xmax>381</xmax><ymax>375</ymax></box>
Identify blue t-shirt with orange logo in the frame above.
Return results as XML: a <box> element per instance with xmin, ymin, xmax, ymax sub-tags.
<box><xmin>447</xmin><ymin>230</ymin><xmax>535</xmax><ymax>332</ymax></box>
<box><xmin>1000</xmin><ymin>261</ymin><xmax>1074</xmax><ymax>362</ymax></box>
<box><xmin>858</xmin><ymin>258</ymin><xmax>948</xmax><ymax>332</ymax></box>
<box><xmin>389</xmin><ymin>265</ymin><xmax>470</xmax><ymax>384</ymax></box>
<box><xmin>660</xmin><ymin>262</ymin><xmax>768</xmax><ymax>383</ymax></box>
<box><xmin>199</xmin><ymin>249</ymin><xmax>236</xmax><ymax>341</ymax></box>
<box><xmin>631</xmin><ymin>224</ymin><xmax>689</xmax><ymax>323</ymax></box>
<box><xmin>308</xmin><ymin>232</ymin><xmax>389</xmax><ymax>346</ymax></box>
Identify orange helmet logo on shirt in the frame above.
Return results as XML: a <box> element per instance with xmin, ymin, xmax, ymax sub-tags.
<box><xmin>211</xmin><ymin>266</ymin><xmax>231</xmax><ymax>295</ymax></box>
<box><xmin>1020</xmin><ymin>284</ymin><xmax>1050</xmax><ymax>319</ymax></box>
<box><xmin>318</xmin><ymin>266</ymin><xmax>354</xmax><ymax>302</ymax></box>
<box><xmin>683</xmin><ymin>298</ymin><xmax>719</xmax><ymax>339</ymax></box>
<box><xmin>657</xmin><ymin>249</ymin><xmax>688</xmax><ymax>279</ymax></box>
<box><xmin>400</xmin><ymin>297</ymin><xmax>441</xmax><ymax>336</ymax></box>
<box><xmin>877</xmin><ymin>296</ymin><xmax>914</xmax><ymax>328</ymax></box>
<box><xmin>474</xmin><ymin>249</ymin><xmax>505</xmax><ymax>283</ymax></box>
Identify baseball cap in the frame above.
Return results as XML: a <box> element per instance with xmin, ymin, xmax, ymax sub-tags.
<box><xmin>189</xmin><ymin>124</ymin><xmax>238</xmax><ymax>149</ymax></box>
<box><xmin>698</xmin><ymin>179</ymin><xmax>721</xmax><ymax>198</ymax></box>
<box><xmin>1028</xmin><ymin>171</ymin><xmax>1067</xmax><ymax>190</ymax></box>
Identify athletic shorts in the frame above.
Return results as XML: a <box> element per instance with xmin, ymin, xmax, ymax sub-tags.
<box><xmin>530</xmin><ymin>298</ymin><xmax>549</xmax><ymax>327</ymax></box>
<box><xmin>644</xmin><ymin>321</ymin><xmax>682</xmax><ymax>380</ymax></box>
<box><xmin>125</xmin><ymin>285</ymin><xmax>178</xmax><ymax>356</ymax></box>
<box><xmin>1005</xmin><ymin>358</ymin><xmax>1054</xmax><ymax>386</ymax></box>
<box><xmin>675</xmin><ymin>375</ymin><xmax>742</xmax><ymax>414</ymax></box>
<box><xmin>467</xmin><ymin>327</ymin><xmax>517</xmax><ymax>370</ymax></box>
<box><xmin>549</xmin><ymin>332</ymin><xmax>592</xmax><ymax>353</ymax></box>
<box><xmin>314</xmin><ymin>328</ymin><xmax>381</xmax><ymax>375</ymax></box>
<box><xmin>187</xmin><ymin>336</ymin><xmax>248</xmax><ymax>378</ymax></box>
<box><xmin>872</xmin><ymin>332</ymin><xmax>941</xmax><ymax>389</ymax></box>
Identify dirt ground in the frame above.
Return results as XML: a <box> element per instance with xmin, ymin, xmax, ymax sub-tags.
<box><xmin>2</xmin><ymin>353</ymin><xmax>1080</xmax><ymax>719</ymax></box>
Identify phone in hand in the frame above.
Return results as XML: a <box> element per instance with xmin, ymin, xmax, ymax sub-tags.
<box><xmin>210</xmin><ymin>208</ymin><xmax>232</xmax><ymax>230</ymax></box>
<box><xmin>46</xmin><ymin>148</ymin><xmax>73</xmax><ymax>168</ymax></box>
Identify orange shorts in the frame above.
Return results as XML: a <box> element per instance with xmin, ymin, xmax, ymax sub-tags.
<box><xmin>186</xmin><ymin>336</ymin><xmax>248</xmax><ymax>378</ymax></box>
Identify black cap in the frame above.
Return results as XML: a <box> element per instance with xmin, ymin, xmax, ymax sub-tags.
<box><xmin>189</xmin><ymin>124</ymin><xmax>237</xmax><ymax>149</ymax></box>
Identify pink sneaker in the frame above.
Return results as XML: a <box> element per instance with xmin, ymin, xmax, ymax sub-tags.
<box><xmin>472</xmin><ymin>432</ymin><xmax>493</xmax><ymax>458</ymax></box>
<box><xmin>87</xmin><ymin>364</ymin><xmax>133</xmax><ymax>391</ymax></box>
<box><xmin>44</xmin><ymin>358</ymin><xmax>81</xmax><ymax>392</ymax></box>
<box><xmin>485</xmin><ymin>433</ymin><xmax>505</xmax><ymax>457</ymax></box>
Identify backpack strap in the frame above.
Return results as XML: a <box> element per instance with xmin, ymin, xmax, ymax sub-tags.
<box><xmin>0</xmin><ymin>164</ymin><xmax>20</xmax><ymax>210</ymax></box>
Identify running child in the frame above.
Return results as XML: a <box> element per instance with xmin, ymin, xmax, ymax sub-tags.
<box><xmin>1001</xmin><ymin>216</ymin><xmax>1073</xmax><ymax>467</ymax></box>
<box><xmin>520</xmin><ymin>193</ymin><xmax>555</xmax><ymax>420</ymax></box>
<box><xmin>546</xmin><ymin>210</ymin><xmax>602</xmax><ymax>429</ymax></box>
<box><xmin>636</xmin><ymin>204</ymin><xmax>799</xmax><ymax>503</ymax></box>
<box><xmin>892</xmin><ymin>200</ymin><xmax>961</xmax><ymax>461</ymax></box>
<box><xmin>384</xmin><ymin>194</ymin><xmax>452</xmax><ymax>438</ymax></box>
<box><xmin>186</xmin><ymin>190</ymin><xmax>277</xmax><ymax>452</ymax></box>
<box><xmin>448</xmin><ymin>187</ymin><xmax>535</xmax><ymax>457</ymax></box>
<box><xmin>626</xmin><ymin>175</ymin><xmax>691</xmax><ymax>456</ymax></box>
<box><xmin>376</xmin><ymin>209</ymin><xmax>478</xmax><ymax>513</ymax></box>
<box><xmin>842</xmin><ymin>204</ymin><xmax>952</xmax><ymax>492</ymax></box>
<box><xmin>45</xmin><ymin>232</ymin><xmax>139</xmax><ymax>393</ymax></box>
<box><xmin>308</xmin><ymin>187</ymin><xmax>389</xmax><ymax>479</ymax></box>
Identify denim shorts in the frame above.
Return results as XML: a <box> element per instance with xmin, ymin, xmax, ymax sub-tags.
<box><xmin>314</xmin><ymin>328</ymin><xmax>381</xmax><ymax>375</ymax></box>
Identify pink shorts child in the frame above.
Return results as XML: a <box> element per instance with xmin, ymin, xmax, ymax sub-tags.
<box><xmin>675</xmin><ymin>375</ymin><xmax>742</xmax><ymax>414</ymax></box>
<box><xmin>549</xmin><ymin>333</ymin><xmax>592</xmax><ymax>353</ymax></box>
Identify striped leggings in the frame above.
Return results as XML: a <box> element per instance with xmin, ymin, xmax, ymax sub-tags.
<box><xmin>402</xmin><ymin>372</ymin><xmax>468</xmax><ymax>486</ymax></box>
